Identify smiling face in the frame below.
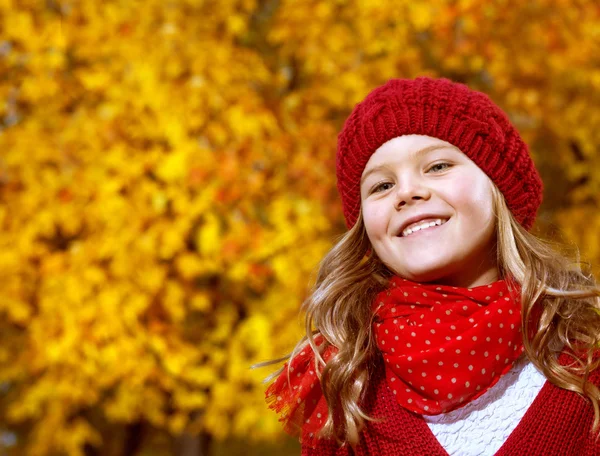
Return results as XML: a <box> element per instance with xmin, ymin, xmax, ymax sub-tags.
<box><xmin>360</xmin><ymin>135</ymin><xmax>498</xmax><ymax>287</ymax></box>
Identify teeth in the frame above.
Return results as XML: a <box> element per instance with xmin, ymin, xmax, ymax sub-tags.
<box><xmin>402</xmin><ymin>219</ymin><xmax>446</xmax><ymax>237</ymax></box>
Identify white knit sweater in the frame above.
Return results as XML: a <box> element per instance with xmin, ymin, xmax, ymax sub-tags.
<box><xmin>423</xmin><ymin>356</ymin><xmax>547</xmax><ymax>456</ymax></box>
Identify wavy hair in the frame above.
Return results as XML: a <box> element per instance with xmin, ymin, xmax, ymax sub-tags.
<box><xmin>273</xmin><ymin>183</ymin><xmax>600</xmax><ymax>447</ymax></box>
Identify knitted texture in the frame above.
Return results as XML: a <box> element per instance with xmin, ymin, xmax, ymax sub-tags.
<box><xmin>336</xmin><ymin>77</ymin><xmax>543</xmax><ymax>230</ymax></box>
<box><xmin>301</xmin><ymin>352</ymin><xmax>600</xmax><ymax>456</ymax></box>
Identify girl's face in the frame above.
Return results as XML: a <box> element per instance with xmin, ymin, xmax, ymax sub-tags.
<box><xmin>360</xmin><ymin>134</ymin><xmax>498</xmax><ymax>287</ymax></box>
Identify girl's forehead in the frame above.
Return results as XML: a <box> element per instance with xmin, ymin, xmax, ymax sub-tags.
<box><xmin>364</xmin><ymin>135</ymin><xmax>463</xmax><ymax>170</ymax></box>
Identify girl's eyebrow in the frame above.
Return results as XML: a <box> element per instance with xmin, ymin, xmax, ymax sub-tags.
<box><xmin>360</xmin><ymin>144</ymin><xmax>453</xmax><ymax>185</ymax></box>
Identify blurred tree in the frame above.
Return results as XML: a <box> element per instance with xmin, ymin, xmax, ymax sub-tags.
<box><xmin>0</xmin><ymin>0</ymin><xmax>598</xmax><ymax>455</ymax></box>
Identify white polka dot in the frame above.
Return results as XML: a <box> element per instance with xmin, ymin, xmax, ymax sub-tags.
<box><xmin>393</xmin><ymin>389</ymin><xmax>397</xmax><ymax>394</ymax></box>
<box><xmin>392</xmin><ymin>308</ymin><xmax>396</xmax><ymax>313</ymax></box>
<box><xmin>403</xmin><ymin>292</ymin><xmax>408</xmax><ymax>297</ymax></box>
<box><xmin>446</xmin><ymin>310</ymin><xmax>452</xmax><ymax>315</ymax></box>
<box><xmin>455</xmin><ymin>349</ymin><xmax>461</xmax><ymax>354</ymax></box>
<box><xmin>425</xmin><ymin>340</ymin><xmax>431</xmax><ymax>345</ymax></box>
<box><xmin>450</xmin><ymin>325</ymin><xmax>456</xmax><ymax>330</ymax></box>
<box><xmin>486</xmin><ymin>296</ymin><xmax>491</xmax><ymax>300</ymax></box>
<box><xmin>439</xmin><ymin>348</ymin><xmax>445</xmax><ymax>353</ymax></box>
<box><xmin>430</xmin><ymin>329</ymin><xmax>436</xmax><ymax>334</ymax></box>
<box><xmin>454</xmin><ymin>363</ymin><xmax>459</xmax><ymax>368</ymax></box>
<box><xmin>317</xmin><ymin>413</ymin><xmax>322</xmax><ymax>418</ymax></box>
<box><xmin>499</xmin><ymin>338</ymin><xmax>503</xmax><ymax>343</ymax></box>
<box><xmin>424</xmin><ymin>405</ymin><xmax>429</xmax><ymax>410</ymax></box>
<box><xmin>451</xmin><ymin>377</ymin><xmax>456</xmax><ymax>383</ymax></box>
<box><xmin>423</xmin><ymin>359</ymin><xmax>428</xmax><ymax>364</ymax></box>
<box><xmin>408</xmin><ymin>369</ymin><xmax>413</xmax><ymax>373</ymax></box>
<box><xmin>486</xmin><ymin>337</ymin><xmax>491</xmax><ymax>342</ymax></box>
<box><xmin>465</xmin><ymin>381</ymin><xmax>470</xmax><ymax>387</ymax></box>
<box><xmin>463</xmin><ymin>306</ymin><xmax>468</xmax><ymax>311</ymax></box>
<box><xmin>470</xmin><ymin>350</ymin><xmax>476</xmax><ymax>355</ymax></box>
<box><xmin>411</xmin><ymin>332</ymin><xmax>416</xmax><ymax>337</ymax></box>
<box><xmin>408</xmin><ymin>398</ymin><xmax>413</xmax><ymax>403</ymax></box>
<box><xmin>436</xmin><ymin>319</ymin><xmax>441</xmax><ymax>324</ymax></box>
<box><xmin>472</xmin><ymin>336</ymin><xmax>477</xmax><ymax>341</ymax></box>
<box><xmin>385</xmin><ymin>329</ymin><xmax>389</xmax><ymax>334</ymax></box>
<box><xmin>438</xmin><ymin>361</ymin><xmax>444</xmax><ymax>366</ymax></box>
<box><xmin>456</xmin><ymin>336</ymin><xmax>463</xmax><ymax>341</ymax></box>
<box><xmin>407</xmin><ymin>343</ymin><xmax>411</xmax><ymax>347</ymax></box>
<box><xmin>448</xmin><ymin>393</ymin><xmax>453</xmax><ymax>399</ymax></box>
<box><xmin>468</xmin><ymin>365</ymin><xmax>473</xmax><ymax>371</ymax></box>
<box><xmin>482</xmin><ymin>368</ymin><xmax>486</xmax><ymax>374</ymax></box>
<box><xmin>422</xmin><ymin>372</ymin><xmax>427</xmax><ymax>377</ymax></box>
<box><xmin>434</xmin><ymin>389</ymin><xmax>439</xmax><ymax>394</ymax></box>
<box><xmin>436</xmin><ymin>375</ymin><xmax>442</xmax><ymax>380</ymax></box>
<box><xmin>407</xmin><ymin>356</ymin><xmax>413</xmax><ymax>361</ymax></box>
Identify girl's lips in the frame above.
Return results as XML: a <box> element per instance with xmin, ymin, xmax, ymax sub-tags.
<box><xmin>399</xmin><ymin>218</ymin><xmax>450</xmax><ymax>239</ymax></box>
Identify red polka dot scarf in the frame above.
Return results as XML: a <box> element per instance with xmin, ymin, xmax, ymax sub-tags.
<box><xmin>374</xmin><ymin>277</ymin><xmax>524</xmax><ymax>415</ymax></box>
<box><xmin>265</xmin><ymin>278</ymin><xmax>524</xmax><ymax>441</ymax></box>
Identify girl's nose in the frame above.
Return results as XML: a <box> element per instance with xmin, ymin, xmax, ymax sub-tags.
<box><xmin>394</xmin><ymin>178</ymin><xmax>432</xmax><ymax>209</ymax></box>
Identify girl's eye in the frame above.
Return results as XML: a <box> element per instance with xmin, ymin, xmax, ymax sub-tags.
<box><xmin>428</xmin><ymin>162</ymin><xmax>452</xmax><ymax>173</ymax></box>
<box><xmin>372</xmin><ymin>182</ymin><xmax>394</xmax><ymax>193</ymax></box>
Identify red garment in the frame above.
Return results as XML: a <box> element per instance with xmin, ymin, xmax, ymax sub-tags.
<box><xmin>266</xmin><ymin>279</ymin><xmax>524</xmax><ymax>438</ymax></box>
<box><xmin>373</xmin><ymin>277</ymin><xmax>523</xmax><ymax>415</ymax></box>
<box><xmin>335</xmin><ymin>77</ymin><xmax>543</xmax><ymax>230</ymax></box>
<box><xmin>265</xmin><ymin>337</ymin><xmax>337</xmax><ymax>437</ymax></box>
<box><xmin>300</xmin><ymin>353</ymin><xmax>600</xmax><ymax>456</ymax></box>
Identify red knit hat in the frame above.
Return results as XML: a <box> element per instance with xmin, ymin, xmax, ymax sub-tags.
<box><xmin>336</xmin><ymin>77</ymin><xmax>543</xmax><ymax>230</ymax></box>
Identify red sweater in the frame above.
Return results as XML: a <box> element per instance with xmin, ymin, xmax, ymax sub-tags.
<box><xmin>301</xmin><ymin>354</ymin><xmax>600</xmax><ymax>456</ymax></box>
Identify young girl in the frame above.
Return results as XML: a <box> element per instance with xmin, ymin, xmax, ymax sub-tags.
<box><xmin>264</xmin><ymin>77</ymin><xmax>600</xmax><ymax>455</ymax></box>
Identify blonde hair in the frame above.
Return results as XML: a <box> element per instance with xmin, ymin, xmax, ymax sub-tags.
<box><xmin>275</xmin><ymin>183</ymin><xmax>600</xmax><ymax>446</ymax></box>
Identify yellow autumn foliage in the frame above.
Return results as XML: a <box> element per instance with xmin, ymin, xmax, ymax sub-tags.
<box><xmin>0</xmin><ymin>0</ymin><xmax>599</xmax><ymax>455</ymax></box>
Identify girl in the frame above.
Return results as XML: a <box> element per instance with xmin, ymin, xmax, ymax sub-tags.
<box><xmin>264</xmin><ymin>77</ymin><xmax>600</xmax><ymax>455</ymax></box>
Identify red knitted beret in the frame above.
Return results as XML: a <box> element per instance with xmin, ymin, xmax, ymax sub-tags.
<box><xmin>336</xmin><ymin>77</ymin><xmax>543</xmax><ymax>230</ymax></box>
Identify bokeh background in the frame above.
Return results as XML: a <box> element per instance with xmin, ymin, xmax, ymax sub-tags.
<box><xmin>1</xmin><ymin>0</ymin><xmax>600</xmax><ymax>455</ymax></box>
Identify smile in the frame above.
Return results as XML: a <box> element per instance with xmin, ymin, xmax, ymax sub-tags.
<box><xmin>401</xmin><ymin>218</ymin><xmax>448</xmax><ymax>237</ymax></box>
